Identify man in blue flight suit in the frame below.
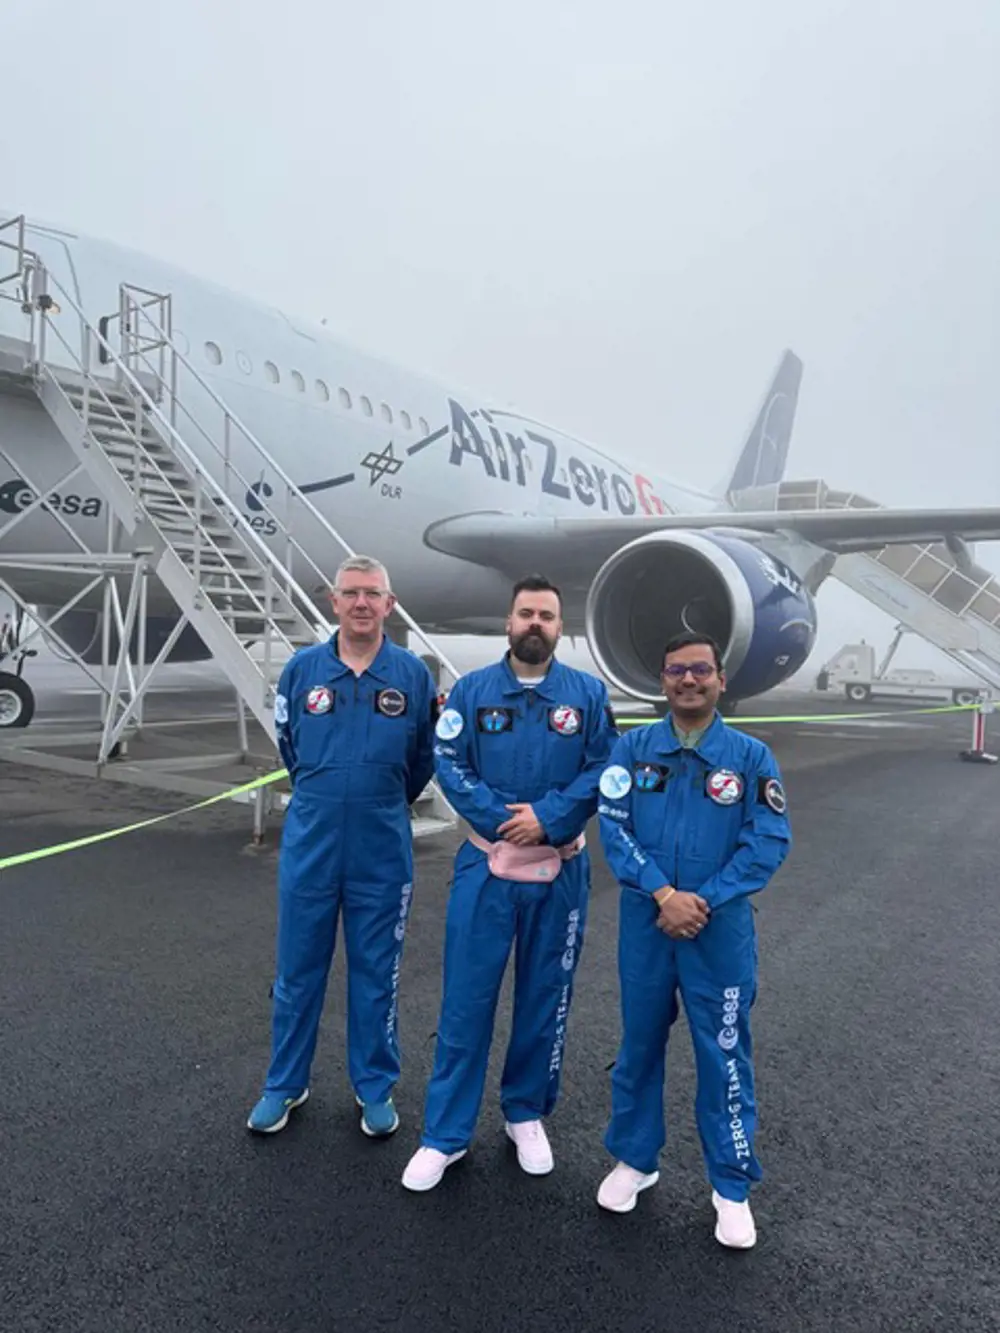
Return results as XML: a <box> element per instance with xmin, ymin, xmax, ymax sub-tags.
<box><xmin>401</xmin><ymin>575</ymin><xmax>618</xmax><ymax>1192</ymax></box>
<box><xmin>247</xmin><ymin>555</ymin><xmax>438</xmax><ymax>1138</ymax></box>
<box><xmin>596</xmin><ymin>631</ymin><xmax>790</xmax><ymax>1248</ymax></box>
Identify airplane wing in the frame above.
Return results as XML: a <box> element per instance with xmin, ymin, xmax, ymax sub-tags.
<box><xmin>424</xmin><ymin>506</ymin><xmax>1000</xmax><ymax>579</ymax></box>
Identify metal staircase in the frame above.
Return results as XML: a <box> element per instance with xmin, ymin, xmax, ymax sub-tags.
<box><xmin>763</xmin><ymin>479</ymin><xmax>1000</xmax><ymax>693</ymax></box>
<box><xmin>0</xmin><ymin>220</ymin><xmax>458</xmax><ymax>836</ymax></box>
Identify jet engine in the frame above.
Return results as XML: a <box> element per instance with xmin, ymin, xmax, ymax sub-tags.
<box><xmin>585</xmin><ymin>530</ymin><xmax>817</xmax><ymax>703</ymax></box>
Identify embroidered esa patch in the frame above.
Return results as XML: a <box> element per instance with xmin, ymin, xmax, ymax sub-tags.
<box><xmin>705</xmin><ymin>768</ymin><xmax>744</xmax><ymax>805</ymax></box>
<box><xmin>375</xmin><ymin>687</ymin><xmax>407</xmax><ymax>717</ymax></box>
<box><xmin>305</xmin><ymin>685</ymin><xmax>333</xmax><ymax>715</ymax></box>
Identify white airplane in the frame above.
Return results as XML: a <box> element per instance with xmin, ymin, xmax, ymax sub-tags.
<box><xmin>2</xmin><ymin>208</ymin><xmax>1000</xmax><ymax>729</ymax></box>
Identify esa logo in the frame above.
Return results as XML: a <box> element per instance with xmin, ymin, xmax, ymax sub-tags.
<box><xmin>242</xmin><ymin>480</ymin><xmax>278</xmax><ymax>536</ymax></box>
<box><xmin>0</xmin><ymin>477</ymin><xmax>103</xmax><ymax>519</ymax></box>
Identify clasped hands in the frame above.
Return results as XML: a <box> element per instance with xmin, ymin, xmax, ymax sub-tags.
<box><xmin>652</xmin><ymin>884</ymin><xmax>710</xmax><ymax>939</ymax></box>
<box><xmin>497</xmin><ymin>803</ymin><xmax>543</xmax><ymax>846</ymax></box>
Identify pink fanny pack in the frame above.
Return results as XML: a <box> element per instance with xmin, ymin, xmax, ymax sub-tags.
<box><xmin>467</xmin><ymin>831</ymin><xmax>585</xmax><ymax>883</ymax></box>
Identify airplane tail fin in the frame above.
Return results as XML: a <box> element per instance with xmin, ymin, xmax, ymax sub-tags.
<box><xmin>722</xmin><ymin>349</ymin><xmax>803</xmax><ymax>499</ymax></box>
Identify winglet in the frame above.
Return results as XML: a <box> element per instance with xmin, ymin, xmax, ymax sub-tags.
<box><xmin>724</xmin><ymin>349</ymin><xmax>804</xmax><ymax>498</ymax></box>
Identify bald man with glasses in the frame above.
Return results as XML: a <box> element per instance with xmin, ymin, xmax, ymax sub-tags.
<box><xmin>247</xmin><ymin>555</ymin><xmax>439</xmax><ymax>1140</ymax></box>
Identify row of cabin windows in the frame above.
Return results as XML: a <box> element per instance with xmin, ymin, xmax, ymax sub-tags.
<box><xmin>201</xmin><ymin>341</ymin><xmax>429</xmax><ymax>435</ymax></box>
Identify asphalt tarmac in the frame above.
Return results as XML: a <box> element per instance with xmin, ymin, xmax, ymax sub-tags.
<box><xmin>1</xmin><ymin>694</ymin><xmax>998</xmax><ymax>1333</ymax></box>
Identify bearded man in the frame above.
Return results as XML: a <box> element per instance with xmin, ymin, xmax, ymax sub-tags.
<box><xmin>401</xmin><ymin>575</ymin><xmax>618</xmax><ymax>1192</ymax></box>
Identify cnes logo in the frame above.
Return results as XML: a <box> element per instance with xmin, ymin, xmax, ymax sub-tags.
<box><xmin>0</xmin><ymin>477</ymin><xmax>103</xmax><ymax>519</ymax></box>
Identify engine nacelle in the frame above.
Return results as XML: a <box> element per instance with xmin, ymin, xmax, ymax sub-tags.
<box><xmin>585</xmin><ymin>530</ymin><xmax>817</xmax><ymax>702</ymax></box>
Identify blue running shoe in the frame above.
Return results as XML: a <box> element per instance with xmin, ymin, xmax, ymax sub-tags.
<box><xmin>357</xmin><ymin>1096</ymin><xmax>399</xmax><ymax>1137</ymax></box>
<box><xmin>247</xmin><ymin>1088</ymin><xmax>309</xmax><ymax>1133</ymax></box>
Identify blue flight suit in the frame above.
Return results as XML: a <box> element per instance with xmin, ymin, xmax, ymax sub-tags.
<box><xmin>420</xmin><ymin>654</ymin><xmax>618</xmax><ymax>1153</ymax></box>
<box><xmin>597</xmin><ymin>712</ymin><xmax>790</xmax><ymax>1201</ymax></box>
<box><xmin>265</xmin><ymin>631</ymin><xmax>437</xmax><ymax>1103</ymax></box>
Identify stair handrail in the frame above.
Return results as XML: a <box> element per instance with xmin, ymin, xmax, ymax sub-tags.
<box><xmin>116</xmin><ymin>284</ymin><xmax>462</xmax><ymax>684</ymax></box>
<box><xmin>30</xmin><ymin>263</ymin><xmax>461</xmax><ymax>684</ymax></box>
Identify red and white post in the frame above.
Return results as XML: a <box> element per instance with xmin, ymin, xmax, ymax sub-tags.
<box><xmin>960</xmin><ymin>694</ymin><xmax>998</xmax><ymax>764</ymax></box>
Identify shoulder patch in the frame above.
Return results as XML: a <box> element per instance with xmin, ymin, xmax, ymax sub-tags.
<box><xmin>599</xmin><ymin>764</ymin><xmax>633</xmax><ymax>799</ymax></box>
<box><xmin>758</xmin><ymin>775</ymin><xmax>787</xmax><ymax>814</ymax></box>
<box><xmin>436</xmin><ymin>707</ymin><xmax>464</xmax><ymax>740</ymax></box>
<box><xmin>604</xmin><ymin>703</ymin><xmax>620</xmax><ymax>734</ymax></box>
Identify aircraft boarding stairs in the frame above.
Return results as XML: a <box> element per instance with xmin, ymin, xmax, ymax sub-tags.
<box><xmin>740</xmin><ymin>479</ymin><xmax>1000</xmax><ymax>695</ymax></box>
<box><xmin>0</xmin><ymin>216</ymin><xmax>456</xmax><ymax>837</ymax></box>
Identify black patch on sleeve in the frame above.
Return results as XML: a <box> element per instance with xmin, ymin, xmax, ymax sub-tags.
<box><xmin>757</xmin><ymin>775</ymin><xmax>787</xmax><ymax>814</ymax></box>
<box><xmin>604</xmin><ymin>703</ymin><xmax>620</xmax><ymax>735</ymax></box>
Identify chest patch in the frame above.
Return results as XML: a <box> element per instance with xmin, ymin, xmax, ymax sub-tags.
<box><xmin>375</xmin><ymin>687</ymin><xmax>408</xmax><ymax>718</ymax></box>
<box><xmin>548</xmin><ymin>704</ymin><xmax>582</xmax><ymax>736</ymax></box>
<box><xmin>305</xmin><ymin>685</ymin><xmax>334</xmax><ymax>715</ymax></box>
<box><xmin>633</xmin><ymin>762</ymin><xmax>669</xmax><ymax>793</ymax></box>
<box><xmin>706</xmin><ymin>768</ymin><xmax>744</xmax><ymax>805</ymax></box>
<box><xmin>477</xmin><ymin>706</ymin><xmax>513</xmax><ymax>734</ymax></box>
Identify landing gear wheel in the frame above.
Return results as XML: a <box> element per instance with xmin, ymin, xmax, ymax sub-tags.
<box><xmin>953</xmin><ymin>688</ymin><xmax>978</xmax><ymax>706</ymax></box>
<box><xmin>846</xmin><ymin>683</ymin><xmax>870</xmax><ymax>703</ymax></box>
<box><xmin>0</xmin><ymin>672</ymin><xmax>34</xmax><ymax>729</ymax></box>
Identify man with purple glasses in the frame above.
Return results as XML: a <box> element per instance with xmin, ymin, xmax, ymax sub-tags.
<box><xmin>595</xmin><ymin>631</ymin><xmax>791</xmax><ymax>1248</ymax></box>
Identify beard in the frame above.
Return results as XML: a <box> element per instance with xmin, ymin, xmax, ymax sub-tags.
<box><xmin>510</xmin><ymin>628</ymin><xmax>555</xmax><ymax>665</ymax></box>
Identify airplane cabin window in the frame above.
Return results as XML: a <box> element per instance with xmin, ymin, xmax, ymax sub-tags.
<box><xmin>264</xmin><ymin>361</ymin><xmax>280</xmax><ymax>383</ymax></box>
<box><xmin>418</xmin><ymin>416</ymin><xmax>429</xmax><ymax>434</ymax></box>
<box><xmin>316</xmin><ymin>379</ymin><xmax>330</xmax><ymax>402</ymax></box>
<box><xmin>380</xmin><ymin>402</ymin><xmax>392</xmax><ymax>423</ymax></box>
<box><xmin>360</xmin><ymin>395</ymin><xmax>373</xmax><ymax>417</ymax></box>
<box><xmin>338</xmin><ymin>387</ymin><xmax>352</xmax><ymax>409</ymax></box>
<box><xmin>401</xmin><ymin>410</ymin><xmax>412</xmax><ymax>430</ymax></box>
<box><xmin>205</xmin><ymin>341</ymin><xmax>223</xmax><ymax>365</ymax></box>
<box><xmin>291</xmin><ymin>370</ymin><xmax>305</xmax><ymax>393</ymax></box>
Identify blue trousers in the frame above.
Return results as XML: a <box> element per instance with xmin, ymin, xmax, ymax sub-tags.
<box><xmin>421</xmin><ymin>840</ymin><xmax>590</xmax><ymax>1154</ymax></box>
<box><xmin>264</xmin><ymin>835</ymin><xmax>413</xmax><ymax>1103</ymax></box>
<box><xmin>604</xmin><ymin>889</ymin><xmax>763</xmax><ymax>1202</ymax></box>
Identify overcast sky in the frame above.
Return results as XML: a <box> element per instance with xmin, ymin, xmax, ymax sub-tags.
<box><xmin>3</xmin><ymin>0</ymin><xmax>999</xmax><ymax>671</ymax></box>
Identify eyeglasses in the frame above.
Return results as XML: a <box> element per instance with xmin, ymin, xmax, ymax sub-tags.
<box><xmin>334</xmin><ymin>588</ymin><xmax>390</xmax><ymax>601</ymax></box>
<box><xmin>662</xmin><ymin>661</ymin><xmax>716</xmax><ymax>679</ymax></box>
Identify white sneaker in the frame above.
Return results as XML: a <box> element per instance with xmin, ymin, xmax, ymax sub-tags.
<box><xmin>596</xmin><ymin>1162</ymin><xmax>660</xmax><ymax>1213</ymax></box>
<box><xmin>712</xmin><ymin>1190</ymin><xmax>757</xmax><ymax>1248</ymax></box>
<box><xmin>505</xmin><ymin>1119</ymin><xmax>554</xmax><ymax>1175</ymax></box>
<box><xmin>401</xmin><ymin>1146</ymin><xmax>467</xmax><ymax>1192</ymax></box>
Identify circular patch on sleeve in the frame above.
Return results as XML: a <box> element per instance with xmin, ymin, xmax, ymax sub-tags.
<box><xmin>274</xmin><ymin>693</ymin><xmax>288</xmax><ymax>726</ymax></box>
<box><xmin>599</xmin><ymin>764</ymin><xmax>633</xmax><ymax>799</ymax></box>
<box><xmin>436</xmin><ymin>707</ymin><xmax>464</xmax><ymax>740</ymax></box>
<box><xmin>764</xmin><ymin>777</ymin><xmax>787</xmax><ymax>814</ymax></box>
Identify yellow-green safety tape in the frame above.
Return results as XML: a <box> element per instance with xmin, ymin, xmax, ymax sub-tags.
<box><xmin>615</xmin><ymin>702</ymin><xmax>980</xmax><ymax>726</ymax></box>
<box><xmin>0</xmin><ymin>769</ymin><xmax>287</xmax><ymax>872</ymax></box>
<box><xmin>0</xmin><ymin>701</ymin><xmax>985</xmax><ymax>874</ymax></box>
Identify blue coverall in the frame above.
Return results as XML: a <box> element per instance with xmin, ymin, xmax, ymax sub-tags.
<box><xmin>420</xmin><ymin>655</ymin><xmax>618</xmax><ymax>1153</ymax></box>
<box><xmin>597</xmin><ymin>712</ymin><xmax>791</xmax><ymax>1201</ymax></box>
<box><xmin>265</xmin><ymin>631</ymin><xmax>437</xmax><ymax>1103</ymax></box>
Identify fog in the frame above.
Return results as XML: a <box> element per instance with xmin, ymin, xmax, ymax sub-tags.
<box><xmin>2</xmin><ymin>0</ymin><xmax>999</xmax><ymax>681</ymax></box>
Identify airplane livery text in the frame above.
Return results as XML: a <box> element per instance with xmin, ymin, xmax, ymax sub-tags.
<box><xmin>448</xmin><ymin>400</ymin><xmax>670</xmax><ymax>517</ymax></box>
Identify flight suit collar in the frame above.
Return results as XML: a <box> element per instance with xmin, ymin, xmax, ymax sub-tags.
<box><xmin>326</xmin><ymin>629</ymin><xmax>393</xmax><ymax>683</ymax></box>
<box><xmin>652</xmin><ymin>710</ymin><xmax>728</xmax><ymax>764</ymax></box>
<box><xmin>498</xmin><ymin>652</ymin><xmax>565</xmax><ymax>699</ymax></box>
